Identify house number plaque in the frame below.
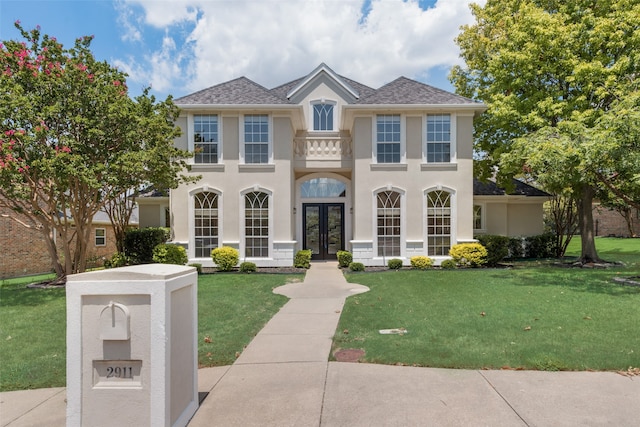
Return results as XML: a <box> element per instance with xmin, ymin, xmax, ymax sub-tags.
<box><xmin>93</xmin><ymin>360</ymin><xmax>142</xmax><ymax>388</ymax></box>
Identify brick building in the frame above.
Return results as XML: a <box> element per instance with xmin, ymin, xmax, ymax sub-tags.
<box><xmin>1</xmin><ymin>205</ymin><xmax>135</xmax><ymax>280</ymax></box>
<box><xmin>593</xmin><ymin>203</ymin><xmax>639</xmax><ymax>238</ymax></box>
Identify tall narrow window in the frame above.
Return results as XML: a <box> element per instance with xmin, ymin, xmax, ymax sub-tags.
<box><xmin>426</xmin><ymin>114</ymin><xmax>451</xmax><ymax>163</ymax></box>
<box><xmin>194</xmin><ymin>192</ymin><xmax>218</xmax><ymax>258</ymax></box>
<box><xmin>473</xmin><ymin>205</ymin><xmax>483</xmax><ymax>231</ymax></box>
<box><xmin>313</xmin><ymin>103</ymin><xmax>334</xmax><ymax>131</ymax></box>
<box><xmin>194</xmin><ymin>114</ymin><xmax>218</xmax><ymax>163</ymax></box>
<box><xmin>426</xmin><ymin>190</ymin><xmax>452</xmax><ymax>256</ymax></box>
<box><xmin>245</xmin><ymin>191</ymin><xmax>269</xmax><ymax>257</ymax></box>
<box><xmin>377</xmin><ymin>190</ymin><xmax>401</xmax><ymax>257</ymax></box>
<box><xmin>376</xmin><ymin>114</ymin><xmax>401</xmax><ymax>163</ymax></box>
<box><xmin>244</xmin><ymin>114</ymin><xmax>269</xmax><ymax>164</ymax></box>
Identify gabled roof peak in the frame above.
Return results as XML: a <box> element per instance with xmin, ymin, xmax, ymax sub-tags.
<box><xmin>286</xmin><ymin>63</ymin><xmax>359</xmax><ymax>100</ymax></box>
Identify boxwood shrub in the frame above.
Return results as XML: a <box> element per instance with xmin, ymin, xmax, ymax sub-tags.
<box><xmin>211</xmin><ymin>246</ymin><xmax>239</xmax><ymax>271</ymax></box>
<box><xmin>449</xmin><ymin>243</ymin><xmax>488</xmax><ymax>267</ymax></box>
<box><xmin>349</xmin><ymin>262</ymin><xmax>365</xmax><ymax>272</ymax></box>
<box><xmin>239</xmin><ymin>262</ymin><xmax>257</xmax><ymax>273</ymax></box>
<box><xmin>387</xmin><ymin>258</ymin><xmax>403</xmax><ymax>269</ymax></box>
<box><xmin>336</xmin><ymin>250</ymin><xmax>353</xmax><ymax>268</ymax></box>
<box><xmin>410</xmin><ymin>256</ymin><xmax>433</xmax><ymax>270</ymax></box>
<box><xmin>152</xmin><ymin>243</ymin><xmax>188</xmax><ymax>265</ymax></box>
<box><xmin>294</xmin><ymin>249</ymin><xmax>312</xmax><ymax>268</ymax></box>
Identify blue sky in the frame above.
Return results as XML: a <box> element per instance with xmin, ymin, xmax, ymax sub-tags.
<box><xmin>0</xmin><ymin>0</ymin><xmax>482</xmax><ymax>100</ymax></box>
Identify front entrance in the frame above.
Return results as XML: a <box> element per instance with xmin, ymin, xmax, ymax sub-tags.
<box><xmin>303</xmin><ymin>203</ymin><xmax>344</xmax><ymax>260</ymax></box>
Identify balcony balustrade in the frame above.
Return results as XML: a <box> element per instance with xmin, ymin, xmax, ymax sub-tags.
<box><xmin>293</xmin><ymin>132</ymin><xmax>352</xmax><ymax>170</ymax></box>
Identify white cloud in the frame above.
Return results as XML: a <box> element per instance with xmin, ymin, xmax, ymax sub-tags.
<box><xmin>119</xmin><ymin>0</ymin><xmax>484</xmax><ymax>97</ymax></box>
<box><xmin>115</xmin><ymin>0</ymin><xmax>142</xmax><ymax>42</ymax></box>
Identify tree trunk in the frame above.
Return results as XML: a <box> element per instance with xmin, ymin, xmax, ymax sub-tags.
<box><xmin>41</xmin><ymin>223</ymin><xmax>65</xmax><ymax>281</ymax></box>
<box><xmin>578</xmin><ymin>185</ymin><xmax>603</xmax><ymax>263</ymax></box>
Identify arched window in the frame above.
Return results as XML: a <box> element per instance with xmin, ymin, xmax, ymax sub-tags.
<box><xmin>194</xmin><ymin>192</ymin><xmax>219</xmax><ymax>257</ymax></box>
<box><xmin>245</xmin><ymin>191</ymin><xmax>269</xmax><ymax>257</ymax></box>
<box><xmin>301</xmin><ymin>178</ymin><xmax>346</xmax><ymax>198</ymax></box>
<box><xmin>426</xmin><ymin>190</ymin><xmax>452</xmax><ymax>256</ymax></box>
<box><xmin>312</xmin><ymin>102</ymin><xmax>334</xmax><ymax>131</ymax></box>
<box><xmin>376</xmin><ymin>190</ymin><xmax>401</xmax><ymax>257</ymax></box>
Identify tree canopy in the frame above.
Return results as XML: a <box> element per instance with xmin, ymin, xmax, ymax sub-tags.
<box><xmin>452</xmin><ymin>0</ymin><xmax>640</xmax><ymax>263</ymax></box>
<box><xmin>0</xmin><ymin>23</ymin><xmax>196</xmax><ymax>281</ymax></box>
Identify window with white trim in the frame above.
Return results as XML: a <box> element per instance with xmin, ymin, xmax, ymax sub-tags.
<box><xmin>473</xmin><ymin>204</ymin><xmax>483</xmax><ymax>231</ymax></box>
<box><xmin>243</xmin><ymin>114</ymin><xmax>270</xmax><ymax>164</ymax></box>
<box><xmin>426</xmin><ymin>114</ymin><xmax>451</xmax><ymax>163</ymax></box>
<box><xmin>194</xmin><ymin>192</ymin><xmax>219</xmax><ymax>258</ymax></box>
<box><xmin>194</xmin><ymin>114</ymin><xmax>219</xmax><ymax>163</ymax></box>
<box><xmin>376</xmin><ymin>190</ymin><xmax>401</xmax><ymax>257</ymax></box>
<box><xmin>426</xmin><ymin>190</ymin><xmax>452</xmax><ymax>256</ymax></box>
<box><xmin>244</xmin><ymin>191</ymin><xmax>269</xmax><ymax>257</ymax></box>
<box><xmin>95</xmin><ymin>228</ymin><xmax>106</xmax><ymax>246</ymax></box>
<box><xmin>313</xmin><ymin>103</ymin><xmax>334</xmax><ymax>131</ymax></box>
<box><xmin>376</xmin><ymin>114</ymin><xmax>401</xmax><ymax>163</ymax></box>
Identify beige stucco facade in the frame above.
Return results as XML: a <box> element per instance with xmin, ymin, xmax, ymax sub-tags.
<box><xmin>167</xmin><ymin>64</ymin><xmax>536</xmax><ymax>267</ymax></box>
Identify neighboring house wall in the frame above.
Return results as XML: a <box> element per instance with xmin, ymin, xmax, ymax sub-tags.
<box><xmin>475</xmin><ymin>199</ymin><xmax>545</xmax><ymax>237</ymax></box>
<box><xmin>138</xmin><ymin>198</ymin><xmax>169</xmax><ymax>229</ymax></box>
<box><xmin>593</xmin><ymin>204</ymin><xmax>639</xmax><ymax>237</ymax></box>
<box><xmin>1</xmin><ymin>205</ymin><xmax>55</xmax><ymax>279</ymax></box>
<box><xmin>1</xmin><ymin>208</ymin><xmax>118</xmax><ymax>279</ymax></box>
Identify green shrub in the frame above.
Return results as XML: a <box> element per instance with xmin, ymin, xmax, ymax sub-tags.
<box><xmin>410</xmin><ymin>256</ymin><xmax>433</xmax><ymax>270</ymax></box>
<box><xmin>104</xmin><ymin>252</ymin><xmax>129</xmax><ymax>269</ymax></box>
<box><xmin>336</xmin><ymin>250</ymin><xmax>353</xmax><ymax>268</ymax></box>
<box><xmin>449</xmin><ymin>243</ymin><xmax>488</xmax><ymax>267</ymax></box>
<box><xmin>211</xmin><ymin>246</ymin><xmax>239</xmax><ymax>271</ymax></box>
<box><xmin>294</xmin><ymin>249</ymin><xmax>312</xmax><ymax>269</ymax></box>
<box><xmin>349</xmin><ymin>262</ymin><xmax>365</xmax><ymax>272</ymax></box>
<box><xmin>124</xmin><ymin>227</ymin><xmax>170</xmax><ymax>264</ymax></box>
<box><xmin>507</xmin><ymin>237</ymin><xmax>525</xmax><ymax>259</ymax></box>
<box><xmin>440</xmin><ymin>259</ymin><xmax>457</xmax><ymax>269</ymax></box>
<box><xmin>239</xmin><ymin>262</ymin><xmax>257</xmax><ymax>273</ymax></box>
<box><xmin>387</xmin><ymin>258</ymin><xmax>403</xmax><ymax>269</ymax></box>
<box><xmin>152</xmin><ymin>244</ymin><xmax>188</xmax><ymax>265</ymax></box>
<box><xmin>189</xmin><ymin>263</ymin><xmax>203</xmax><ymax>274</ymax></box>
<box><xmin>475</xmin><ymin>235</ymin><xmax>509</xmax><ymax>266</ymax></box>
<box><xmin>525</xmin><ymin>233</ymin><xmax>558</xmax><ymax>258</ymax></box>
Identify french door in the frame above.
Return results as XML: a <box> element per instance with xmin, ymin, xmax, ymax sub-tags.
<box><xmin>303</xmin><ymin>203</ymin><xmax>344</xmax><ymax>260</ymax></box>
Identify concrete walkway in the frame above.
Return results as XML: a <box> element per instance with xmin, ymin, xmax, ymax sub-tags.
<box><xmin>2</xmin><ymin>261</ymin><xmax>639</xmax><ymax>426</ymax></box>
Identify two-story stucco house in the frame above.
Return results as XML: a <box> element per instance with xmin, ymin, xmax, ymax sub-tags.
<box><xmin>167</xmin><ymin>64</ymin><xmax>545</xmax><ymax>268</ymax></box>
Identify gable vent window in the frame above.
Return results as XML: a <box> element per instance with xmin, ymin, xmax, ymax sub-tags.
<box><xmin>313</xmin><ymin>103</ymin><xmax>334</xmax><ymax>131</ymax></box>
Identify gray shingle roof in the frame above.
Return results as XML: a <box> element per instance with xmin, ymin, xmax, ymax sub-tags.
<box><xmin>174</xmin><ymin>77</ymin><xmax>290</xmax><ymax>105</ymax></box>
<box><xmin>357</xmin><ymin>77</ymin><xmax>478</xmax><ymax>105</ymax></box>
<box><xmin>175</xmin><ymin>66</ymin><xmax>478</xmax><ymax>107</ymax></box>
<box><xmin>473</xmin><ymin>179</ymin><xmax>550</xmax><ymax>197</ymax></box>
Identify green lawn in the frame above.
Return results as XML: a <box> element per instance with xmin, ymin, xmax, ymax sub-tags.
<box><xmin>0</xmin><ymin>273</ymin><xmax>299</xmax><ymax>391</ymax></box>
<box><xmin>334</xmin><ymin>237</ymin><xmax>640</xmax><ymax>371</ymax></box>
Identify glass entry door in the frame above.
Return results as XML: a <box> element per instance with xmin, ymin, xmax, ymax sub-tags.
<box><xmin>303</xmin><ymin>203</ymin><xmax>344</xmax><ymax>260</ymax></box>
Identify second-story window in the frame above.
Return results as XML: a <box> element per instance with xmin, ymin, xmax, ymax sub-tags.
<box><xmin>194</xmin><ymin>114</ymin><xmax>219</xmax><ymax>164</ymax></box>
<box><xmin>376</xmin><ymin>114</ymin><xmax>401</xmax><ymax>163</ymax></box>
<box><xmin>313</xmin><ymin>103</ymin><xmax>334</xmax><ymax>131</ymax></box>
<box><xmin>426</xmin><ymin>114</ymin><xmax>451</xmax><ymax>163</ymax></box>
<box><xmin>244</xmin><ymin>114</ymin><xmax>270</xmax><ymax>164</ymax></box>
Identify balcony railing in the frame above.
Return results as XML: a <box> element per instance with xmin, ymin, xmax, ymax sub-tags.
<box><xmin>293</xmin><ymin>132</ymin><xmax>352</xmax><ymax>162</ymax></box>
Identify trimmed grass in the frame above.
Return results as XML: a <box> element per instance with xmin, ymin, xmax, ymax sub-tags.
<box><xmin>0</xmin><ymin>273</ymin><xmax>300</xmax><ymax>391</ymax></box>
<box><xmin>335</xmin><ymin>238</ymin><xmax>640</xmax><ymax>371</ymax></box>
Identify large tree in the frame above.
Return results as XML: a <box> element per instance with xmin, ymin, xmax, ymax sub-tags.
<box><xmin>451</xmin><ymin>0</ymin><xmax>640</xmax><ymax>263</ymax></box>
<box><xmin>0</xmin><ymin>24</ymin><xmax>195</xmax><ymax>282</ymax></box>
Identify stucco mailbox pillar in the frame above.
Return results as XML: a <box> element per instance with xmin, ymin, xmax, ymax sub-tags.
<box><xmin>66</xmin><ymin>264</ymin><xmax>198</xmax><ymax>427</ymax></box>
